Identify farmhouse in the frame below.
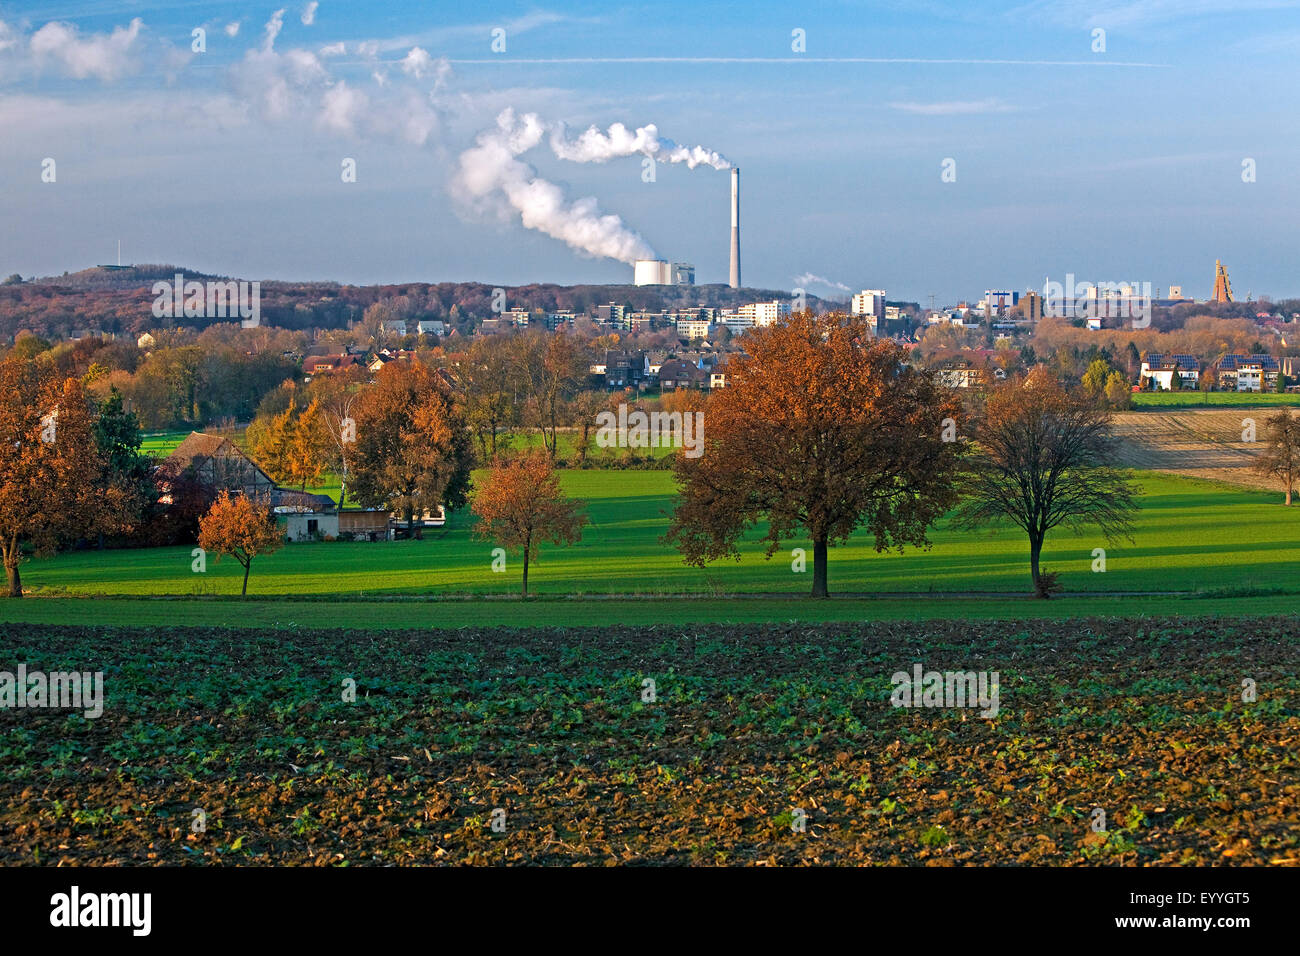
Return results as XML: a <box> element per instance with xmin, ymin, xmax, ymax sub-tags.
<box><xmin>166</xmin><ymin>432</ymin><xmax>276</xmax><ymax>497</ymax></box>
<box><xmin>166</xmin><ymin>433</ymin><xmax>338</xmax><ymax>540</ymax></box>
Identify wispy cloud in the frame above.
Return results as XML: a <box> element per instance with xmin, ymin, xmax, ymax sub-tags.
<box><xmin>889</xmin><ymin>97</ymin><xmax>1016</xmax><ymax>115</ymax></box>
<box><xmin>1010</xmin><ymin>0</ymin><xmax>1295</xmax><ymax>29</ymax></box>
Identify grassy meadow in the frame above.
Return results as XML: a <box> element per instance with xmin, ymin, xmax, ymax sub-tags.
<box><xmin>7</xmin><ymin>469</ymin><xmax>1298</xmax><ymax>611</ymax></box>
<box><xmin>1131</xmin><ymin>391</ymin><xmax>1300</xmax><ymax>408</ymax></box>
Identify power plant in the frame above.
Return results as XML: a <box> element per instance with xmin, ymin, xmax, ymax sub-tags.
<box><xmin>633</xmin><ymin>259</ymin><xmax>695</xmax><ymax>286</ymax></box>
<box><xmin>729</xmin><ymin>166</ymin><xmax>741</xmax><ymax>289</ymax></box>
<box><xmin>628</xmin><ymin>164</ymin><xmax>738</xmax><ymax>287</ymax></box>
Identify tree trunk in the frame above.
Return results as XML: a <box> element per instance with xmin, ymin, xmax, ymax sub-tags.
<box><xmin>522</xmin><ymin>530</ymin><xmax>531</xmax><ymax>599</ymax></box>
<box><xmin>811</xmin><ymin>537</ymin><xmax>829</xmax><ymax>599</ymax></box>
<box><xmin>1029</xmin><ymin>535</ymin><xmax>1044</xmax><ymax>596</ymax></box>
<box><xmin>5</xmin><ymin>562</ymin><xmax>20</xmax><ymax>598</ymax></box>
<box><xmin>241</xmin><ymin>560</ymin><xmax>251</xmax><ymax>597</ymax></box>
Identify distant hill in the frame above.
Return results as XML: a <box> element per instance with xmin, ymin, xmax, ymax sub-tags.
<box><xmin>0</xmin><ymin>265</ymin><xmax>829</xmax><ymax>341</ymax></box>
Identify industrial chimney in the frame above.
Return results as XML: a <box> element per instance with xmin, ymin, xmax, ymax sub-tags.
<box><xmin>729</xmin><ymin>167</ymin><xmax>741</xmax><ymax>289</ymax></box>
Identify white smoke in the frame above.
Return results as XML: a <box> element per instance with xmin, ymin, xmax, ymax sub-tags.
<box><xmin>795</xmin><ymin>272</ymin><xmax>851</xmax><ymax>294</ymax></box>
<box><xmin>551</xmin><ymin>120</ymin><xmax>730</xmax><ymax>170</ymax></box>
<box><xmin>452</xmin><ymin>109</ymin><xmax>655</xmax><ymax>264</ymax></box>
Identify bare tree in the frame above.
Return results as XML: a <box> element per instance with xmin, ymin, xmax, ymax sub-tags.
<box><xmin>1253</xmin><ymin>410</ymin><xmax>1299</xmax><ymax>505</ymax></box>
<box><xmin>953</xmin><ymin>367</ymin><xmax>1139</xmax><ymax>597</ymax></box>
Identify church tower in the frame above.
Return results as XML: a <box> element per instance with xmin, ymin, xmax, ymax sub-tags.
<box><xmin>1212</xmin><ymin>259</ymin><xmax>1233</xmax><ymax>303</ymax></box>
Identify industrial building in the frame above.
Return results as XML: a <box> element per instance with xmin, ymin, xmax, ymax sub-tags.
<box><xmin>633</xmin><ymin>259</ymin><xmax>695</xmax><ymax>286</ymax></box>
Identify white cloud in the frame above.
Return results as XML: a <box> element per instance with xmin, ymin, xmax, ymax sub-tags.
<box><xmin>264</xmin><ymin>9</ymin><xmax>285</xmax><ymax>51</ymax></box>
<box><xmin>225</xmin><ymin>22</ymin><xmax>241</xmax><ymax>38</ymax></box>
<box><xmin>319</xmin><ymin>42</ymin><xmax>346</xmax><ymax>57</ymax></box>
<box><xmin>889</xmin><ymin>98</ymin><xmax>1015</xmax><ymax>115</ymax></box>
<box><xmin>29</xmin><ymin>18</ymin><xmax>143</xmax><ymax>82</ymax></box>
<box><xmin>301</xmin><ymin>3</ymin><xmax>319</xmax><ymax>27</ymax></box>
<box><xmin>319</xmin><ymin>80</ymin><xmax>366</xmax><ymax>135</ymax></box>
<box><xmin>401</xmin><ymin>46</ymin><xmax>433</xmax><ymax>78</ymax></box>
<box><xmin>0</xmin><ymin>20</ymin><xmax>17</xmax><ymax>54</ymax></box>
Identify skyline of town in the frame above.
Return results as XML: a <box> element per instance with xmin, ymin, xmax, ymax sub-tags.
<box><xmin>2</xmin><ymin>1</ymin><xmax>1298</xmax><ymax>302</ymax></box>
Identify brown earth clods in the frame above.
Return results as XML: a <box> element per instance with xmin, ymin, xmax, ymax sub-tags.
<box><xmin>0</xmin><ymin>617</ymin><xmax>1296</xmax><ymax>866</ymax></box>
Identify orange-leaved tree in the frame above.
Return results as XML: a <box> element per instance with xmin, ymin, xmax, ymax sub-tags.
<box><xmin>350</xmin><ymin>361</ymin><xmax>474</xmax><ymax>527</ymax></box>
<box><xmin>666</xmin><ymin>312</ymin><xmax>964</xmax><ymax>599</ymax></box>
<box><xmin>0</xmin><ymin>358</ymin><xmax>131</xmax><ymax>596</ymax></box>
<box><xmin>472</xmin><ymin>450</ymin><xmax>587</xmax><ymax>597</ymax></box>
<box><xmin>952</xmin><ymin>367</ymin><xmax>1138</xmax><ymax>597</ymax></box>
<box><xmin>197</xmin><ymin>491</ymin><xmax>285</xmax><ymax>596</ymax></box>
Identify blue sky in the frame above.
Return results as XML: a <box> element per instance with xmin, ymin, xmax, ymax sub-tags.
<box><xmin>1</xmin><ymin>1</ymin><xmax>1297</xmax><ymax>304</ymax></box>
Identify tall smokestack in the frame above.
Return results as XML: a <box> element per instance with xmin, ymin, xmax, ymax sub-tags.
<box><xmin>729</xmin><ymin>166</ymin><xmax>741</xmax><ymax>289</ymax></box>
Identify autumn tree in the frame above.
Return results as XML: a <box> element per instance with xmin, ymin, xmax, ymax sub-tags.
<box><xmin>284</xmin><ymin>398</ymin><xmax>328</xmax><ymax>491</ymax></box>
<box><xmin>1103</xmin><ymin>371</ymin><xmax>1132</xmax><ymax>409</ymax></box>
<box><xmin>472</xmin><ymin>450</ymin><xmax>587</xmax><ymax>597</ymax></box>
<box><xmin>1081</xmin><ymin>358</ymin><xmax>1112</xmax><ymax>402</ymax></box>
<box><xmin>197</xmin><ymin>491</ymin><xmax>284</xmax><ymax>596</ymax></box>
<box><xmin>0</xmin><ymin>359</ymin><xmax>131</xmax><ymax>596</ymax></box>
<box><xmin>350</xmin><ymin>360</ymin><xmax>473</xmax><ymax>527</ymax></box>
<box><xmin>1252</xmin><ymin>410</ymin><xmax>1299</xmax><ymax>505</ymax></box>
<box><xmin>461</xmin><ymin>334</ymin><xmax>518</xmax><ymax>461</ymax></box>
<box><xmin>515</xmin><ymin>329</ymin><xmax>589</xmax><ymax>458</ymax></box>
<box><xmin>249</xmin><ymin>394</ymin><xmax>329</xmax><ymax>492</ymax></box>
<box><xmin>249</xmin><ymin>402</ymin><xmax>295</xmax><ymax>481</ymax></box>
<box><xmin>666</xmin><ymin>312</ymin><xmax>964</xmax><ymax>599</ymax></box>
<box><xmin>569</xmin><ymin>390</ymin><xmax>616</xmax><ymax>464</ymax></box>
<box><xmin>952</xmin><ymin>367</ymin><xmax>1139</xmax><ymax>597</ymax></box>
<box><xmin>306</xmin><ymin>366</ymin><xmax>366</xmax><ymax>508</ymax></box>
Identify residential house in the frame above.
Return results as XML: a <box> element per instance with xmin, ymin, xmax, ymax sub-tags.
<box><xmin>307</xmin><ymin>354</ymin><xmax>363</xmax><ymax>375</ymax></box>
<box><xmin>933</xmin><ymin>360</ymin><xmax>986</xmax><ymax>389</ymax></box>
<box><xmin>709</xmin><ymin>361</ymin><xmax>730</xmax><ymax>390</ymax></box>
<box><xmin>1140</xmin><ymin>353</ymin><xmax>1201</xmax><ymax>391</ymax></box>
<box><xmin>658</xmin><ymin>359</ymin><xmax>708</xmax><ymax>390</ymax></box>
<box><xmin>1215</xmin><ymin>354</ymin><xmax>1280</xmax><ymax>392</ymax></box>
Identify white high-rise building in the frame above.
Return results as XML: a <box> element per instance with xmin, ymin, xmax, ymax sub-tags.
<box><xmin>737</xmin><ymin>300</ymin><xmax>792</xmax><ymax>329</ymax></box>
<box><xmin>851</xmin><ymin>290</ymin><xmax>886</xmax><ymax>317</ymax></box>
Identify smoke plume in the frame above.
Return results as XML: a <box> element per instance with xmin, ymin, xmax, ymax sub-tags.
<box><xmin>452</xmin><ymin>109</ymin><xmax>656</xmax><ymax>265</ymax></box>
<box><xmin>550</xmin><ymin>120</ymin><xmax>730</xmax><ymax>170</ymax></box>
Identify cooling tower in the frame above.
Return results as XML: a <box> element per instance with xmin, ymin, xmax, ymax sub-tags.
<box><xmin>729</xmin><ymin>167</ymin><xmax>741</xmax><ymax>289</ymax></box>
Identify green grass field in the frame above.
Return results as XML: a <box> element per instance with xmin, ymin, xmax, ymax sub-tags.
<box><xmin>140</xmin><ymin>428</ymin><xmax>670</xmax><ymax>508</ymax></box>
<box><xmin>8</xmin><ymin>470</ymin><xmax>1299</xmax><ymax>613</ymax></box>
<box><xmin>0</xmin><ymin>592</ymin><xmax>1286</xmax><ymax>630</ymax></box>
<box><xmin>1131</xmin><ymin>391</ymin><xmax>1300</xmax><ymax>408</ymax></box>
